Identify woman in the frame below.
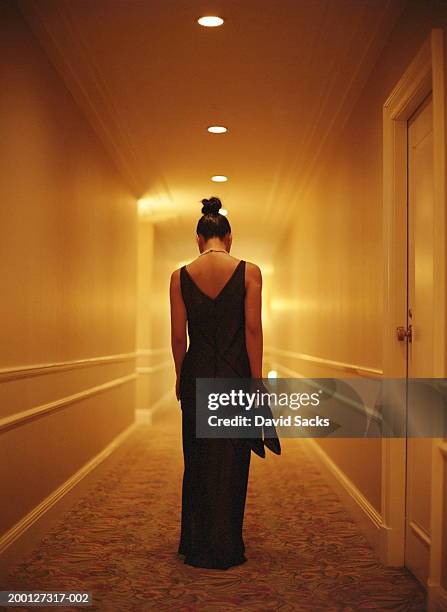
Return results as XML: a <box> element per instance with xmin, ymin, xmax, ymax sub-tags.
<box><xmin>169</xmin><ymin>196</ymin><xmax>279</xmax><ymax>570</ymax></box>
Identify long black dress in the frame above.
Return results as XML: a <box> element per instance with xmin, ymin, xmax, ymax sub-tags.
<box><xmin>178</xmin><ymin>259</ymin><xmax>253</xmax><ymax>569</ymax></box>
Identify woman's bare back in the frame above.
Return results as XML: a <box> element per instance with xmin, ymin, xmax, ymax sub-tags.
<box><xmin>184</xmin><ymin>252</ymin><xmax>242</xmax><ymax>300</ymax></box>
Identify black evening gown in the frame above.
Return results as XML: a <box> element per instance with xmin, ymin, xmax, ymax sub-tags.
<box><xmin>178</xmin><ymin>259</ymin><xmax>253</xmax><ymax>569</ymax></box>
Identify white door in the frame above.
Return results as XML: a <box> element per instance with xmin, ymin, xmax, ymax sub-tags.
<box><xmin>405</xmin><ymin>92</ymin><xmax>434</xmax><ymax>585</ymax></box>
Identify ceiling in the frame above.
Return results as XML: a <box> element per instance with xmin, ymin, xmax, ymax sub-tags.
<box><xmin>19</xmin><ymin>0</ymin><xmax>406</xmax><ymax>264</ymax></box>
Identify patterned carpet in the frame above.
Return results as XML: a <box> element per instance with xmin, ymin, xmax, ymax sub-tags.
<box><xmin>4</xmin><ymin>410</ymin><xmax>426</xmax><ymax>611</ymax></box>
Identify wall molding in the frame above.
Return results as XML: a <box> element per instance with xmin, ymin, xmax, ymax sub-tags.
<box><xmin>0</xmin><ymin>421</ymin><xmax>137</xmax><ymax>555</ymax></box>
<box><xmin>136</xmin><ymin>388</ymin><xmax>176</xmax><ymax>423</ymax></box>
<box><xmin>303</xmin><ymin>437</ymin><xmax>387</xmax><ymax>562</ymax></box>
<box><xmin>270</xmin><ymin>361</ymin><xmax>383</xmax><ymax>425</ymax></box>
<box><xmin>0</xmin><ymin>352</ymin><xmax>136</xmax><ymax>383</ymax></box>
<box><xmin>136</xmin><ymin>361</ymin><xmax>171</xmax><ymax>375</ymax></box>
<box><xmin>135</xmin><ymin>409</ymin><xmax>153</xmax><ymax>425</ymax></box>
<box><xmin>137</xmin><ymin>348</ymin><xmax>171</xmax><ymax>357</ymax></box>
<box><xmin>0</xmin><ymin>373</ymin><xmax>137</xmax><ymax>433</ymax></box>
<box><xmin>265</xmin><ymin>346</ymin><xmax>383</xmax><ymax>377</ymax></box>
<box><xmin>429</xmin><ymin>437</ymin><xmax>447</xmax><ymax>608</ymax></box>
<box><xmin>272</xmin><ymin>358</ymin><xmax>392</xmax><ymax>565</ymax></box>
<box><xmin>410</xmin><ymin>520</ymin><xmax>431</xmax><ymax>547</ymax></box>
<box><xmin>428</xmin><ymin>584</ymin><xmax>447</xmax><ymax>612</ymax></box>
<box><xmin>382</xmin><ymin>29</ymin><xmax>446</xmax><ymax>578</ymax></box>
<box><xmin>268</xmin><ymin>362</ymin><xmax>307</xmax><ymax>379</ymax></box>
<box><xmin>136</xmin><ymin>349</ymin><xmax>173</xmax><ymax>416</ymax></box>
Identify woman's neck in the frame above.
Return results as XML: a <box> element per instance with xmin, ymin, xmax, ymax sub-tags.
<box><xmin>201</xmin><ymin>238</ymin><xmax>227</xmax><ymax>252</ymax></box>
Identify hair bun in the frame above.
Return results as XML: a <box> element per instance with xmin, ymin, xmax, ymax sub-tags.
<box><xmin>201</xmin><ymin>196</ymin><xmax>222</xmax><ymax>215</ymax></box>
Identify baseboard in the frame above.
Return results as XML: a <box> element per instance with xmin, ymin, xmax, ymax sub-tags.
<box><xmin>428</xmin><ymin>583</ymin><xmax>447</xmax><ymax>612</ymax></box>
<box><xmin>136</xmin><ymin>408</ymin><xmax>153</xmax><ymax>424</ymax></box>
<box><xmin>0</xmin><ymin>421</ymin><xmax>137</xmax><ymax>555</ymax></box>
<box><xmin>136</xmin><ymin>388</ymin><xmax>176</xmax><ymax>424</ymax></box>
<box><xmin>303</xmin><ymin>438</ymin><xmax>388</xmax><ymax>562</ymax></box>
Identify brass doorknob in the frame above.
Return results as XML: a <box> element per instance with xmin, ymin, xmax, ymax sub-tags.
<box><xmin>396</xmin><ymin>325</ymin><xmax>412</xmax><ymax>342</ymax></box>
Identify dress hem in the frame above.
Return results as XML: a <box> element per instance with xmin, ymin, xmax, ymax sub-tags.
<box><xmin>182</xmin><ymin>554</ymin><xmax>247</xmax><ymax>570</ymax></box>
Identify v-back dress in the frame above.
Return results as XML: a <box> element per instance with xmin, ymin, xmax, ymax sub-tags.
<box><xmin>178</xmin><ymin>259</ymin><xmax>252</xmax><ymax>569</ymax></box>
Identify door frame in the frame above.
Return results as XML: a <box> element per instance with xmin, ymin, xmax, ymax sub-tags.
<box><xmin>382</xmin><ymin>26</ymin><xmax>446</xmax><ymax>599</ymax></box>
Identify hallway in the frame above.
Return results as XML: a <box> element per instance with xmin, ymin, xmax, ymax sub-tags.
<box><xmin>3</xmin><ymin>411</ymin><xmax>425</xmax><ymax>611</ymax></box>
<box><xmin>2</xmin><ymin>0</ymin><xmax>447</xmax><ymax>610</ymax></box>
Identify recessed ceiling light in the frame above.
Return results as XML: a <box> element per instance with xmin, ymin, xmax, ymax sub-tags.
<box><xmin>211</xmin><ymin>175</ymin><xmax>228</xmax><ymax>182</ymax></box>
<box><xmin>208</xmin><ymin>126</ymin><xmax>228</xmax><ymax>134</ymax></box>
<box><xmin>219</xmin><ymin>208</ymin><xmax>228</xmax><ymax>216</ymax></box>
<box><xmin>198</xmin><ymin>16</ymin><xmax>224</xmax><ymax>27</ymax></box>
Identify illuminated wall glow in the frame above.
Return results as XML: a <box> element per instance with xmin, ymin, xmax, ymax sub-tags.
<box><xmin>137</xmin><ymin>195</ymin><xmax>177</xmax><ymax>222</ymax></box>
<box><xmin>259</xmin><ymin>263</ymin><xmax>274</xmax><ymax>276</ymax></box>
<box><xmin>137</xmin><ymin>198</ymin><xmax>153</xmax><ymax>216</ymax></box>
<box><xmin>270</xmin><ymin>297</ymin><xmax>300</xmax><ymax>312</ymax></box>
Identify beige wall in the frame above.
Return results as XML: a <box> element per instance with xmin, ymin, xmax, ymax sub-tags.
<box><xmin>136</xmin><ymin>220</ymin><xmax>158</xmax><ymax>412</ymax></box>
<box><xmin>147</xmin><ymin>228</ymin><xmax>177</xmax><ymax>408</ymax></box>
<box><xmin>137</xmin><ymin>221</ymin><xmax>155</xmax><ymax>353</ymax></box>
<box><xmin>0</xmin><ymin>2</ymin><xmax>137</xmax><ymax>537</ymax></box>
<box><xmin>270</xmin><ymin>0</ymin><xmax>447</xmax><ymax>521</ymax></box>
<box><xmin>135</xmin><ymin>220</ymin><xmax>174</xmax><ymax>413</ymax></box>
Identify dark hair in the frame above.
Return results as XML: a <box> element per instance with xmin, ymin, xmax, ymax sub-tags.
<box><xmin>196</xmin><ymin>197</ymin><xmax>231</xmax><ymax>240</ymax></box>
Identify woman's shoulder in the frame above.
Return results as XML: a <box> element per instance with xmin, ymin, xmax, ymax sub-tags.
<box><xmin>244</xmin><ymin>260</ymin><xmax>262</xmax><ymax>277</ymax></box>
<box><xmin>170</xmin><ymin>266</ymin><xmax>182</xmax><ymax>287</ymax></box>
<box><xmin>244</xmin><ymin>261</ymin><xmax>262</xmax><ymax>288</ymax></box>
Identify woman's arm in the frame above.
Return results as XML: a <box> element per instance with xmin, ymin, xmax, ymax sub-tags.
<box><xmin>245</xmin><ymin>263</ymin><xmax>263</xmax><ymax>378</ymax></box>
<box><xmin>169</xmin><ymin>269</ymin><xmax>187</xmax><ymax>400</ymax></box>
